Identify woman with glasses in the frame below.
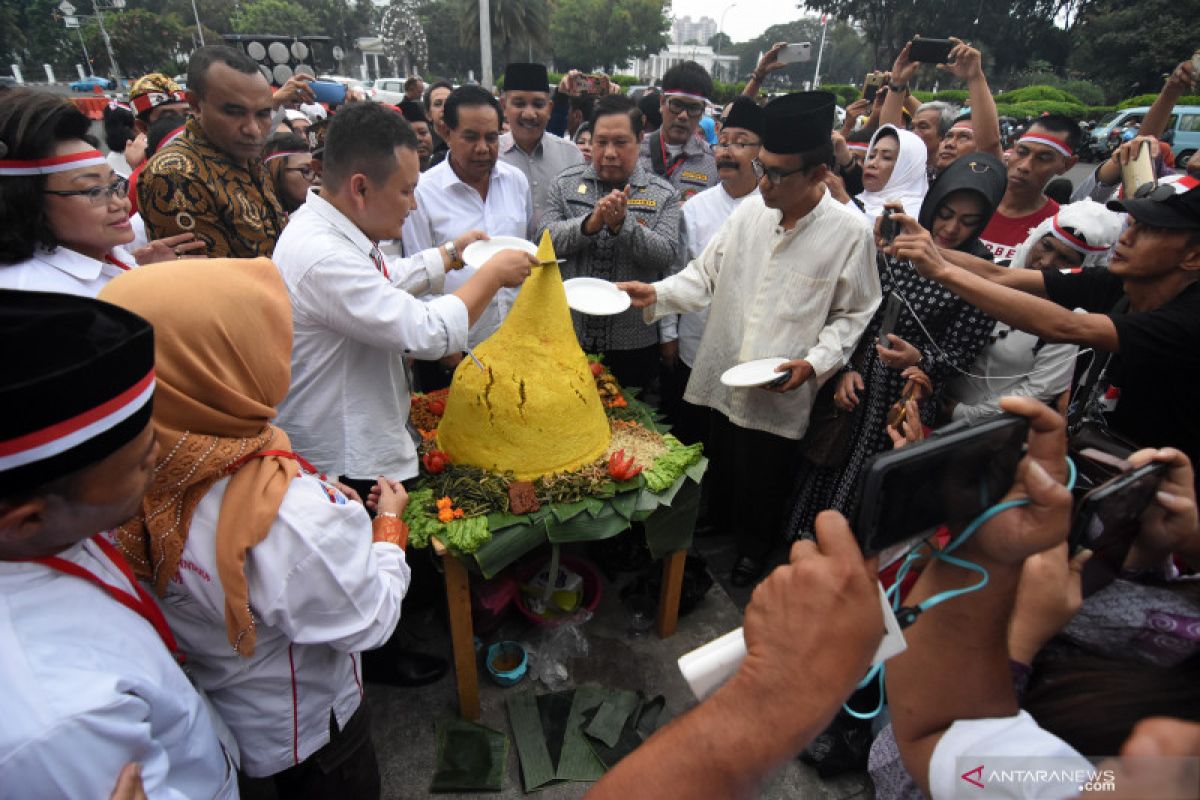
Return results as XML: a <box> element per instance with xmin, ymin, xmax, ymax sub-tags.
<box><xmin>0</xmin><ymin>90</ymin><xmax>203</xmax><ymax>297</ymax></box>
<box><xmin>263</xmin><ymin>132</ymin><xmax>318</xmax><ymax>214</ymax></box>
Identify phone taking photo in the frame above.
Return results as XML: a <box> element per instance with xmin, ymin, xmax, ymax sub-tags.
<box><xmin>909</xmin><ymin>37</ymin><xmax>955</xmax><ymax>64</ymax></box>
<box><xmin>863</xmin><ymin>72</ymin><xmax>884</xmax><ymax>102</ymax></box>
<box><xmin>1070</xmin><ymin>461</ymin><xmax>1166</xmax><ymax>596</ymax></box>
<box><xmin>777</xmin><ymin>42</ymin><xmax>813</xmax><ymax>64</ymax></box>
<box><xmin>880</xmin><ymin>205</ymin><xmax>902</xmax><ymax>245</ymax></box>
<box><xmin>876</xmin><ymin>292</ymin><xmax>904</xmax><ymax>343</ymax></box>
<box><xmin>853</xmin><ymin>414</ymin><xmax>1029</xmax><ymax>566</ymax></box>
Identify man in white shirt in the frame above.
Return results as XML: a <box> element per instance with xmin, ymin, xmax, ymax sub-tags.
<box><xmin>620</xmin><ymin>91</ymin><xmax>881</xmax><ymax>586</ymax></box>
<box><xmin>664</xmin><ymin>96</ymin><xmax>765</xmax><ymax>443</ymax></box>
<box><xmin>498</xmin><ymin>62</ymin><xmax>584</xmax><ymax>231</ymax></box>
<box><xmin>273</xmin><ymin>102</ymin><xmax>533</xmax><ymax>687</ymax></box>
<box><xmin>274</xmin><ymin>103</ymin><xmax>533</xmax><ymax>491</ymax></box>
<box><xmin>0</xmin><ymin>290</ymin><xmax>235</xmax><ymax>799</ymax></box>
<box><xmin>402</xmin><ymin>84</ymin><xmax>533</xmax><ymax>351</ymax></box>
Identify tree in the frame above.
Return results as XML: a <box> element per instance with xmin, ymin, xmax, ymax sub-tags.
<box><xmin>81</xmin><ymin>9</ymin><xmax>192</xmax><ymax>76</ymax></box>
<box><xmin>802</xmin><ymin>0</ymin><xmax>1073</xmax><ymax>84</ymax></box>
<box><xmin>457</xmin><ymin>0</ymin><xmax>550</xmax><ymax>67</ymax></box>
<box><xmin>232</xmin><ymin>0</ymin><xmax>319</xmax><ymax>35</ymax></box>
<box><xmin>707</xmin><ymin>31</ymin><xmax>732</xmax><ymax>52</ymax></box>
<box><xmin>418</xmin><ymin>0</ymin><xmax>478</xmax><ymax>79</ymax></box>
<box><xmin>0</xmin><ymin>0</ymin><xmax>77</xmax><ymax>78</ymax></box>
<box><xmin>726</xmin><ymin>16</ymin><xmax>871</xmax><ymax>88</ymax></box>
<box><xmin>549</xmin><ymin>0</ymin><xmax>670</xmax><ymax>73</ymax></box>
<box><xmin>1069</xmin><ymin>0</ymin><xmax>1200</xmax><ymax>100</ymax></box>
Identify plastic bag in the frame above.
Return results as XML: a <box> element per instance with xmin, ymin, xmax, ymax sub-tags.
<box><xmin>527</xmin><ymin>611</ymin><xmax>592</xmax><ymax>691</ymax></box>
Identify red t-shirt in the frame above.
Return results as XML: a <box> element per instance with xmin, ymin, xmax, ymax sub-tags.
<box><xmin>979</xmin><ymin>198</ymin><xmax>1059</xmax><ymax>263</ymax></box>
<box><xmin>127</xmin><ymin>162</ymin><xmax>145</xmax><ymax>217</ymax></box>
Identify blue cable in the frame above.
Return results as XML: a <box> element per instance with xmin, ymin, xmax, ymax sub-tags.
<box><xmin>842</xmin><ymin>456</ymin><xmax>1078</xmax><ymax>720</ymax></box>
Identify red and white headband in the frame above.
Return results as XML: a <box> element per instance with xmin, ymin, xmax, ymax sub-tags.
<box><xmin>0</xmin><ymin>148</ymin><xmax>107</xmax><ymax>176</ymax></box>
<box><xmin>949</xmin><ymin>120</ymin><xmax>973</xmax><ymax>132</ymax></box>
<box><xmin>0</xmin><ymin>369</ymin><xmax>154</xmax><ymax>472</ymax></box>
<box><xmin>847</xmin><ymin>142</ymin><xmax>869</xmax><ymax>153</ymax></box>
<box><xmin>662</xmin><ymin>90</ymin><xmax>708</xmax><ymax>103</ymax></box>
<box><xmin>1049</xmin><ymin>215</ymin><xmax>1110</xmax><ymax>255</ymax></box>
<box><xmin>130</xmin><ymin>90</ymin><xmax>187</xmax><ymax>116</ymax></box>
<box><xmin>1019</xmin><ymin>132</ymin><xmax>1073</xmax><ymax>158</ymax></box>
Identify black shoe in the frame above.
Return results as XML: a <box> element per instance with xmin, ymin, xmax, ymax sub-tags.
<box><xmin>730</xmin><ymin>555</ymin><xmax>766</xmax><ymax>587</ymax></box>
<box><xmin>364</xmin><ymin>649</ymin><xmax>448</xmax><ymax>688</ymax></box>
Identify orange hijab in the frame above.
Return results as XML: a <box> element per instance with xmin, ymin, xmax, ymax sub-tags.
<box><xmin>101</xmin><ymin>257</ymin><xmax>296</xmax><ymax>657</ymax></box>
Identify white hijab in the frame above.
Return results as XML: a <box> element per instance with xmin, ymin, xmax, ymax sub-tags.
<box><xmin>857</xmin><ymin>124</ymin><xmax>929</xmax><ymax>223</ymax></box>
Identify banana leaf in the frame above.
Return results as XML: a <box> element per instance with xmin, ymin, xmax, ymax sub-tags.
<box><xmin>556</xmin><ymin>685</ymin><xmax>607</xmax><ymax>782</ymax></box>
<box><xmin>507</xmin><ymin>690</ymin><xmax>558</xmax><ymax>791</ymax></box>
<box><xmin>429</xmin><ymin>718</ymin><xmax>509</xmax><ymax>792</ymax></box>
<box><xmin>583</xmin><ymin>690</ymin><xmax>640</xmax><ymax>748</ymax></box>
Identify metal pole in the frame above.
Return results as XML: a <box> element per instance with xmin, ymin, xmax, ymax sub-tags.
<box><xmin>77</xmin><ymin>27</ymin><xmax>92</xmax><ymax>72</ymax></box>
<box><xmin>478</xmin><ymin>0</ymin><xmax>492</xmax><ymax>88</ymax></box>
<box><xmin>716</xmin><ymin>3</ymin><xmax>736</xmax><ymax>54</ymax></box>
<box><xmin>812</xmin><ymin>16</ymin><xmax>829</xmax><ymax>89</ymax></box>
<box><xmin>189</xmin><ymin>0</ymin><xmax>205</xmax><ymax>45</ymax></box>
<box><xmin>92</xmin><ymin>0</ymin><xmax>121</xmax><ymax>82</ymax></box>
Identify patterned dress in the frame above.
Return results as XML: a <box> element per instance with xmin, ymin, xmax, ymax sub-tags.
<box><xmin>786</xmin><ymin>251</ymin><xmax>996</xmax><ymax>538</ymax></box>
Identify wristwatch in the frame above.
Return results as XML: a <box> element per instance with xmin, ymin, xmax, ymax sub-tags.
<box><xmin>888</xmin><ymin>82</ymin><xmax>909</xmax><ymax>93</ymax></box>
<box><xmin>442</xmin><ymin>240</ymin><xmax>460</xmax><ymax>269</ymax></box>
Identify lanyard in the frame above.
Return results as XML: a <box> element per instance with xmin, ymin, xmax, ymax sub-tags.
<box><xmin>659</xmin><ymin>134</ymin><xmax>688</xmax><ymax>179</ymax></box>
<box><xmin>224</xmin><ymin>448</ymin><xmax>325</xmax><ymax>481</ymax></box>
<box><xmin>104</xmin><ymin>254</ymin><xmax>133</xmax><ymax>271</ymax></box>
<box><xmin>32</xmin><ymin>537</ymin><xmax>181</xmax><ymax>659</ymax></box>
<box><xmin>370</xmin><ymin>245</ymin><xmax>390</xmax><ymax>280</ymax></box>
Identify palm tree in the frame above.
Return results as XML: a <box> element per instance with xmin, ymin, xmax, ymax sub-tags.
<box><xmin>458</xmin><ymin>0</ymin><xmax>550</xmax><ymax>67</ymax></box>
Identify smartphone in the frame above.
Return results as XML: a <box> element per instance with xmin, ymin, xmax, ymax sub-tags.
<box><xmin>577</xmin><ymin>75</ymin><xmax>597</xmax><ymax>93</ymax></box>
<box><xmin>853</xmin><ymin>414</ymin><xmax>1029</xmax><ymax>565</ymax></box>
<box><xmin>1192</xmin><ymin>49</ymin><xmax>1200</xmax><ymax>75</ymax></box>
<box><xmin>863</xmin><ymin>72</ymin><xmax>884</xmax><ymax>102</ymax></box>
<box><xmin>1121</xmin><ymin>139</ymin><xmax>1156</xmax><ymax>198</ymax></box>
<box><xmin>1070</xmin><ymin>461</ymin><xmax>1166</xmax><ymax>596</ymax></box>
<box><xmin>766</xmin><ymin>369</ymin><xmax>792</xmax><ymax>388</ymax></box>
<box><xmin>777</xmin><ymin>42</ymin><xmax>813</xmax><ymax>64</ymax></box>
<box><xmin>877</xmin><ymin>292</ymin><xmax>904</xmax><ymax>342</ymax></box>
<box><xmin>309</xmin><ymin>80</ymin><xmax>346</xmax><ymax>105</ymax></box>
<box><xmin>909</xmin><ymin>37</ymin><xmax>955</xmax><ymax>64</ymax></box>
<box><xmin>880</xmin><ymin>205</ymin><xmax>902</xmax><ymax>245</ymax></box>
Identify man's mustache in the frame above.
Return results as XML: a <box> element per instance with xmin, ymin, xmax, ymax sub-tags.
<box><xmin>717</xmin><ymin>159</ymin><xmax>740</xmax><ymax>170</ymax></box>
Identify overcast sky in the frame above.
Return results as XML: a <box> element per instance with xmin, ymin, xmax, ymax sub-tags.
<box><xmin>669</xmin><ymin>0</ymin><xmax>808</xmax><ymax>44</ymax></box>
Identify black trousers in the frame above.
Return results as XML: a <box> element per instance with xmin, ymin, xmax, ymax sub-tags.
<box><xmin>238</xmin><ymin>701</ymin><xmax>380</xmax><ymax>800</ymax></box>
<box><xmin>660</xmin><ymin>361</ymin><xmax>708</xmax><ymax>445</ymax></box>
<box><xmin>601</xmin><ymin>344</ymin><xmax>660</xmax><ymax>402</ymax></box>
<box><xmin>706</xmin><ymin>411</ymin><xmax>802</xmax><ymax>561</ymax></box>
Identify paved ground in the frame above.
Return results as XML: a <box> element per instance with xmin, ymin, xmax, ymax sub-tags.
<box><xmin>365</xmin><ymin>541</ymin><xmax>873</xmax><ymax>799</ymax></box>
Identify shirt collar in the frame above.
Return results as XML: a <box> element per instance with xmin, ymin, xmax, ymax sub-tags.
<box><xmin>182</xmin><ymin>117</ymin><xmax>265</xmax><ymax>177</ymax></box>
<box><xmin>303</xmin><ymin>189</ymin><xmax>376</xmax><ymax>256</ymax></box>
<box><xmin>32</xmin><ymin>245</ymin><xmax>107</xmax><ymax>281</ymax></box>
<box><xmin>581</xmin><ymin>163</ymin><xmax>652</xmax><ymax>191</ymax></box>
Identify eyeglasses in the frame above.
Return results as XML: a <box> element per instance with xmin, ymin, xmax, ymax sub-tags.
<box><xmin>666</xmin><ymin>97</ymin><xmax>705</xmax><ymax>118</ymax></box>
<box><xmin>715</xmin><ymin>140</ymin><xmax>761</xmax><ymax>152</ymax></box>
<box><xmin>284</xmin><ymin>164</ymin><xmax>319</xmax><ymax>183</ymax></box>
<box><xmin>751</xmin><ymin>158</ymin><xmax>806</xmax><ymax>186</ymax></box>
<box><xmin>44</xmin><ymin>176</ymin><xmax>129</xmax><ymax>206</ymax></box>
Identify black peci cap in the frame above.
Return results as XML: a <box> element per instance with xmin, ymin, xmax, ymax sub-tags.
<box><xmin>762</xmin><ymin>91</ymin><xmax>836</xmax><ymax>154</ymax></box>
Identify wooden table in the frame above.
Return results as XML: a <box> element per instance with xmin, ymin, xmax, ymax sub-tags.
<box><xmin>432</xmin><ymin>536</ymin><xmax>688</xmax><ymax>720</ymax></box>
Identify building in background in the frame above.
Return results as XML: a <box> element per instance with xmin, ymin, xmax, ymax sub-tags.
<box><xmin>623</xmin><ymin>43</ymin><xmax>740</xmax><ymax>84</ymax></box>
<box><xmin>672</xmin><ymin>15</ymin><xmax>717</xmax><ymax>46</ymax></box>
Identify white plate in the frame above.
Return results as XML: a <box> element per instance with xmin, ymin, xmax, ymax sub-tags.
<box><xmin>719</xmin><ymin>357</ymin><xmax>791</xmax><ymax>388</ymax></box>
<box><xmin>461</xmin><ymin>236</ymin><xmax>537</xmax><ymax>270</ymax></box>
<box><xmin>563</xmin><ymin>277</ymin><xmax>632</xmax><ymax>316</ymax></box>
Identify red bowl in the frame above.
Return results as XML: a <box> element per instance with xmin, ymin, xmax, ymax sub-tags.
<box><xmin>513</xmin><ymin>554</ymin><xmax>603</xmax><ymax>627</ymax></box>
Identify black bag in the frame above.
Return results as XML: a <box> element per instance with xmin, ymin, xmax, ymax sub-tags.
<box><xmin>800</xmin><ymin>373</ymin><xmax>863</xmax><ymax>468</ymax></box>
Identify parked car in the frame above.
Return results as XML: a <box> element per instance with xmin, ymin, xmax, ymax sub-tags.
<box><xmin>69</xmin><ymin>75</ymin><xmax>115</xmax><ymax>92</ymax></box>
<box><xmin>372</xmin><ymin>77</ymin><xmax>408</xmax><ymax>105</ymax></box>
<box><xmin>1091</xmin><ymin>105</ymin><xmax>1200</xmax><ymax>168</ymax></box>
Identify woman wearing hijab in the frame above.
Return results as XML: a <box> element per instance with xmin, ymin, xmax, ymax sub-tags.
<box><xmin>787</xmin><ymin>153</ymin><xmax>1006</xmax><ymax>538</ymax></box>
<box><xmin>942</xmin><ymin>199</ymin><xmax>1122</xmax><ymax>423</ymax></box>
<box><xmin>100</xmin><ymin>258</ymin><xmax>410</xmax><ymax>798</ymax></box>
<box><xmin>856</xmin><ymin>123</ymin><xmax>929</xmax><ymax>223</ymax></box>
